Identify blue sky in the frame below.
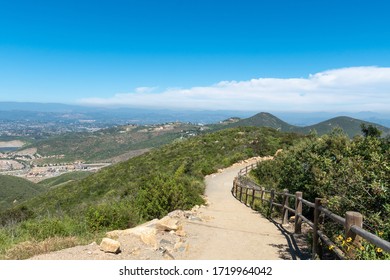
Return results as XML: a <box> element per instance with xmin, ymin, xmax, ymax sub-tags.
<box><xmin>1</xmin><ymin>0</ymin><xmax>390</xmax><ymax>111</ymax></box>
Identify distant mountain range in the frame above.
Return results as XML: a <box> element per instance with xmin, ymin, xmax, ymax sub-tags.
<box><xmin>216</xmin><ymin>112</ymin><xmax>390</xmax><ymax>138</ymax></box>
<box><xmin>1</xmin><ymin>101</ymin><xmax>390</xmax><ymax>127</ymax></box>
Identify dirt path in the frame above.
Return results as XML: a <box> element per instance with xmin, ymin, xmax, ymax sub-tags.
<box><xmin>180</xmin><ymin>158</ymin><xmax>297</xmax><ymax>260</ymax></box>
<box><xmin>30</xmin><ymin>158</ymin><xmax>307</xmax><ymax>260</ymax></box>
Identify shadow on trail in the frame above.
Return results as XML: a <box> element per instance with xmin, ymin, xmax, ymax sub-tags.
<box><xmin>269</xmin><ymin>220</ymin><xmax>311</xmax><ymax>260</ymax></box>
<box><xmin>250</xmin><ymin>211</ymin><xmax>311</xmax><ymax>260</ymax></box>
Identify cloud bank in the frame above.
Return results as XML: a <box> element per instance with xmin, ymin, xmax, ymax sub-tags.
<box><xmin>79</xmin><ymin>66</ymin><xmax>390</xmax><ymax>112</ymax></box>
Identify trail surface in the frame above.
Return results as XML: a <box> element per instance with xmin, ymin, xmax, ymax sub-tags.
<box><xmin>30</xmin><ymin>159</ymin><xmax>307</xmax><ymax>260</ymax></box>
<box><xmin>181</xmin><ymin>158</ymin><xmax>297</xmax><ymax>260</ymax></box>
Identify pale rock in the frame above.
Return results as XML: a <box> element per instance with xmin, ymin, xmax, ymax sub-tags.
<box><xmin>100</xmin><ymin>238</ymin><xmax>121</xmax><ymax>254</ymax></box>
<box><xmin>156</xmin><ymin>216</ymin><xmax>179</xmax><ymax>232</ymax></box>
<box><xmin>175</xmin><ymin>229</ymin><xmax>187</xmax><ymax>237</ymax></box>
<box><xmin>174</xmin><ymin>241</ymin><xmax>185</xmax><ymax>251</ymax></box>
<box><xmin>140</xmin><ymin>228</ymin><xmax>158</xmax><ymax>249</ymax></box>
<box><xmin>168</xmin><ymin>210</ymin><xmax>186</xmax><ymax>219</ymax></box>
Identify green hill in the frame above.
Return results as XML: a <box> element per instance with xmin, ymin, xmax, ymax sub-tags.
<box><xmin>295</xmin><ymin>116</ymin><xmax>390</xmax><ymax>137</ymax></box>
<box><xmin>214</xmin><ymin>112</ymin><xmax>390</xmax><ymax>138</ymax></box>
<box><xmin>212</xmin><ymin>112</ymin><xmax>295</xmax><ymax>131</ymax></box>
<box><xmin>26</xmin><ymin>122</ymin><xmax>205</xmax><ymax>163</ymax></box>
<box><xmin>0</xmin><ymin>175</ymin><xmax>45</xmax><ymax>211</ymax></box>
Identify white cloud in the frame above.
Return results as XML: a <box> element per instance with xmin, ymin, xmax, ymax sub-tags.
<box><xmin>78</xmin><ymin>66</ymin><xmax>390</xmax><ymax>112</ymax></box>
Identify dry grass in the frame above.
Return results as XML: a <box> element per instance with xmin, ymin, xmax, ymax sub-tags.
<box><xmin>5</xmin><ymin>236</ymin><xmax>78</xmax><ymax>260</ymax></box>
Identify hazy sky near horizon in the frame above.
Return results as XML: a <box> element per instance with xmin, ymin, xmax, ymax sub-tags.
<box><xmin>1</xmin><ymin>0</ymin><xmax>390</xmax><ymax>112</ymax></box>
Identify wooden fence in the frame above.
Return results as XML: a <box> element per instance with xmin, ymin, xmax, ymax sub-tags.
<box><xmin>232</xmin><ymin>163</ymin><xmax>390</xmax><ymax>259</ymax></box>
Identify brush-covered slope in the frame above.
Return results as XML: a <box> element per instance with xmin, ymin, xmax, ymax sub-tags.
<box><xmin>215</xmin><ymin>113</ymin><xmax>390</xmax><ymax>138</ymax></box>
<box><xmin>21</xmin><ymin>127</ymin><xmax>302</xmax><ymax>218</ymax></box>
<box><xmin>0</xmin><ymin>127</ymin><xmax>305</xmax><ymax>259</ymax></box>
<box><xmin>0</xmin><ymin>175</ymin><xmax>45</xmax><ymax>211</ymax></box>
<box><xmin>25</xmin><ymin>122</ymin><xmax>204</xmax><ymax>163</ymax></box>
<box><xmin>214</xmin><ymin>112</ymin><xmax>296</xmax><ymax>131</ymax></box>
<box><xmin>295</xmin><ymin>116</ymin><xmax>390</xmax><ymax>137</ymax></box>
<box><xmin>37</xmin><ymin>171</ymin><xmax>92</xmax><ymax>189</ymax></box>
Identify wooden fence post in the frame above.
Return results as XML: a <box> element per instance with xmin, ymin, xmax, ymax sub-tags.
<box><xmin>312</xmin><ymin>198</ymin><xmax>322</xmax><ymax>259</ymax></box>
<box><xmin>295</xmin><ymin>191</ymin><xmax>303</xmax><ymax>234</ymax></box>
<box><xmin>282</xmin><ymin>189</ymin><xmax>289</xmax><ymax>224</ymax></box>
<box><xmin>239</xmin><ymin>185</ymin><xmax>243</xmax><ymax>202</ymax></box>
<box><xmin>261</xmin><ymin>187</ymin><xmax>265</xmax><ymax>203</ymax></box>
<box><xmin>251</xmin><ymin>188</ymin><xmax>256</xmax><ymax>209</ymax></box>
<box><xmin>345</xmin><ymin>211</ymin><xmax>363</xmax><ymax>258</ymax></box>
<box><xmin>268</xmin><ymin>189</ymin><xmax>275</xmax><ymax>218</ymax></box>
<box><xmin>245</xmin><ymin>187</ymin><xmax>249</xmax><ymax>206</ymax></box>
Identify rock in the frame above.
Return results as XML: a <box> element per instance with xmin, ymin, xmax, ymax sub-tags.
<box><xmin>174</xmin><ymin>242</ymin><xmax>185</xmax><ymax>252</ymax></box>
<box><xmin>168</xmin><ymin>210</ymin><xmax>186</xmax><ymax>219</ymax></box>
<box><xmin>188</xmin><ymin>215</ymin><xmax>202</xmax><ymax>222</ymax></box>
<box><xmin>156</xmin><ymin>216</ymin><xmax>179</xmax><ymax>231</ymax></box>
<box><xmin>106</xmin><ymin>231</ymin><xmax>119</xmax><ymax>239</ymax></box>
<box><xmin>159</xmin><ymin>247</ymin><xmax>175</xmax><ymax>260</ymax></box>
<box><xmin>289</xmin><ymin>216</ymin><xmax>295</xmax><ymax>223</ymax></box>
<box><xmin>175</xmin><ymin>229</ymin><xmax>187</xmax><ymax>237</ymax></box>
<box><xmin>140</xmin><ymin>228</ymin><xmax>158</xmax><ymax>249</ymax></box>
<box><xmin>160</xmin><ymin>239</ymin><xmax>173</xmax><ymax>246</ymax></box>
<box><xmin>100</xmin><ymin>238</ymin><xmax>121</xmax><ymax>254</ymax></box>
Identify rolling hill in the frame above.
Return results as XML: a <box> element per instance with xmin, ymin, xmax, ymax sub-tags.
<box><xmin>25</xmin><ymin>122</ymin><xmax>206</xmax><ymax>163</ymax></box>
<box><xmin>16</xmin><ymin>112</ymin><xmax>390</xmax><ymax>166</ymax></box>
<box><xmin>214</xmin><ymin>112</ymin><xmax>390</xmax><ymax>138</ymax></box>
<box><xmin>0</xmin><ymin>175</ymin><xmax>45</xmax><ymax>211</ymax></box>
<box><xmin>294</xmin><ymin>116</ymin><xmax>390</xmax><ymax>137</ymax></box>
<box><xmin>217</xmin><ymin>112</ymin><xmax>295</xmax><ymax>131</ymax></box>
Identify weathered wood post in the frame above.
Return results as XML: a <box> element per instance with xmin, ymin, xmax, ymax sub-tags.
<box><xmin>261</xmin><ymin>187</ymin><xmax>265</xmax><ymax>203</ymax></box>
<box><xmin>345</xmin><ymin>211</ymin><xmax>363</xmax><ymax>258</ymax></box>
<box><xmin>232</xmin><ymin>177</ymin><xmax>236</xmax><ymax>196</ymax></box>
<box><xmin>245</xmin><ymin>166</ymin><xmax>248</xmax><ymax>175</ymax></box>
<box><xmin>251</xmin><ymin>188</ymin><xmax>256</xmax><ymax>209</ymax></box>
<box><xmin>239</xmin><ymin>185</ymin><xmax>243</xmax><ymax>202</ymax></box>
<box><xmin>235</xmin><ymin>178</ymin><xmax>240</xmax><ymax>198</ymax></box>
<box><xmin>245</xmin><ymin>187</ymin><xmax>249</xmax><ymax>206</ymax></box>
<box><xmin>312</xmin><ymin>198</ymin><xmax>322</xmax><ymax>259</ymax></box>
<box><xmin>282</xmin><ymin>189</ymin><xmax>289</xmax><ymax>224</ymax></box>
<box><xmin>268</xmin><ymin>189</ymin><xmax>275</xmax><ymax>218</ymax></box>
<box><xmin>295</xmin><ymin>191</ymin><xmax>303</xmax><ymax>234</ymax></box>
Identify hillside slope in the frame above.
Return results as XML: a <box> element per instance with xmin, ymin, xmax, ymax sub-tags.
<box><xmin>0</xmin><ymin>175</ymin><xmax>45</xmax><ymax>211</ymax></box>
<box><xmin>213</xmin><ymin>112</ymin><xmax>390</xmax><ymax>138</ymax></box>
<box><xmin>213</xmin><ymin>112</ymin><xmax>296</xmax><ymax>132</ymax></box>
<box><xmin>26</xmin><ymin>122</ymin><xmax>205</xmax><ymax>163</ymax></box>
<box><xmin>295</xmin><ymin>116</ymin><xmax>390</xmax><ymax>137</ymax></box>
<box><xmin>0</xmin><ymin>127</ymin><xmax>306</xmax><ymax>260</ymax></box>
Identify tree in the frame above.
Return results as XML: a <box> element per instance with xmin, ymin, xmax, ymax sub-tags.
<box><xmin>361</xmin><ymin>124</ymin><xmax>382</xmax><ymax>138</ymax></box>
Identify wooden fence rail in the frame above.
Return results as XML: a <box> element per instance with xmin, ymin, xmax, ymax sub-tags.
<box><xmin>232</xmin><ymin>164</ymin><xmax>390</xmax><ymax>260</ymax></box>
